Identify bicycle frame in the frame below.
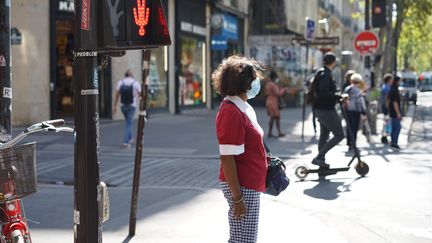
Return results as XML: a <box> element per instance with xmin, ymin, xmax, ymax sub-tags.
<box><xmin>0</xmin><ymin>120</ymin><xmax>73</xmax><ymax>243</ymax></box>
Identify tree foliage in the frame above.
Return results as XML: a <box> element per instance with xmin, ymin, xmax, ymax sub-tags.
<box><xmin>397</xmin><ymin>0</ymin><xmax>432</xmax><ymax>71</ymax></box>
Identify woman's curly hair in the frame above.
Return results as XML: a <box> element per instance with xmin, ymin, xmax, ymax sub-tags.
<box><xmin>212</xmin><ymin>55</ymin><xmax>263</xmax><ymax>96</ymax></box>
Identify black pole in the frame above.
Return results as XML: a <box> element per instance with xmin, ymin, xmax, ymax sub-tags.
<box><xmin>301</xmin><ymin>42</ymin><xmax>309</xmax><ymax>141</ymax></box>
<box><xmin>0</xmin><ymin>1</ymin><xmax>11</xmax><ymax>143</ymax></box>
<box><xmin>73</xmin><ymin>0</ymin><xmax>102</xmax><ymax>242</ymax></box>
<box><xmin>129</xmin><ymin>49</ymin><xmax>151</xmax><ymax>237</ymax></box>
<box><xmin>365</xmin><ymin>0</ymin><xmax>371</xmax><ymax>70</ymax></box>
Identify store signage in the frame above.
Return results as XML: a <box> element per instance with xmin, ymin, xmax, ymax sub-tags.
<box><xmin>211</xmin><ymin>35</ymin><xmax>228</xmax><ymax>50</ymax></box>
<box><xmin>81</xmin><ymin>0</ymin><xmax>90</xmax><ymax>31</ymax></box>
<box><xmin>292</xmin><ymin>36</ymin><xmax>339</xmax><ymax>46</ymax></box>
<box><xmin>221</xmin><ymin>14</ymin><xmax>238</xmax><ymax>41</ymax></box>
<box><xmin>180</xmin><ymin>21</ymin><xmax>206</xmax><ymax>36</ymax></box>
<box><xmin>58</xmin><ymin>0</ymin><xmax>74</xmax><ymax>13</ymax></box>
<box><xmin>11</xmin><ymin>28</ymin><xmax>22</xmax><ymax>45</ymax></box>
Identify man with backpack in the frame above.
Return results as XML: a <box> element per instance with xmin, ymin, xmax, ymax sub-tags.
<box><xmin>309</xmin><ymin>52</ymin><xmax>344</xmax><ymax>168</ymax></box>
<box><xmin>113</xmin><ymin>69</ymin><xmax>142</xmax><ymax>148</ymax></box>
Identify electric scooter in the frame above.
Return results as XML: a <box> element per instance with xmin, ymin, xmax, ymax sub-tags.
<box><xmin>294</xmin><ymin>98</ymin><xmax>370</xmax><ymax>181</ymax></box>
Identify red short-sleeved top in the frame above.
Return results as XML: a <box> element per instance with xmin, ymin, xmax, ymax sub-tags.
<box><xmin>216</xmin><ymin>96</ymin><xmax>267</xmax><ymax>192</ymax></box>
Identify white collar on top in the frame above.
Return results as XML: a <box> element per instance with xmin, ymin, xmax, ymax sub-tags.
<box><xmin>225</xmin><ymin>96</ymin><xmax>248</xmax><ymax>112</ymax></box>
<box><xmin>224</xmin><ymin>96</ymin><xmax>264</xmax><ymax>136</ymax></box>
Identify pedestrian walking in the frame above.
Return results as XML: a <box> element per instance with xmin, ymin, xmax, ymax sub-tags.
<box><xmin>311</xmin><ymin>52</ymin><xmax>344</xmax><ymax>168</ymax></box>
<box><xmin>342</xmin><ymin>70</ymin><xmax>355</xmax><ymax>91</ymax></box>
<box><xmin>388</xmin><ymin>76</ymin><xmax>402</xmax><ymax>150</ymax></box>
<box><xmin>212</xmin><ymin>55</ymin><xmax>267</xmax><ymax>243</ymax></box>
<box><xmin>265</xmin><ymin>70</ymin><xmax>287</xmax><ymax>137</ymax></box>
<box><xmin>113</xmin><ymin>69</ymin><xmax>141</xmax><ymax>148</ymax></box>
<box><xmin>380</xmin><ymin>73</ymin><xmax>394</xmax><ymax>144</ymax></box>
<box><xmin>344</xmin><ymin>73</ymin><xmax>367</xmax><ymax>152</ymax></box>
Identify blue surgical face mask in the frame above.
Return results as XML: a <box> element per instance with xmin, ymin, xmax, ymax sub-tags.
<box><xmin>247</xmin><ymin>78</ymin><xmax>261</xmax><ymax>99</ymax></box>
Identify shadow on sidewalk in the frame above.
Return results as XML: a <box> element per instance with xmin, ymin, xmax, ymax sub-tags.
<box><xmin>303</xmin><ymin>176</ymin><xmax>365</xmax><ymax>200</ymax></box>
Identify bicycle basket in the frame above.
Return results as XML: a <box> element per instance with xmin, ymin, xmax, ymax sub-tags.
<box><xmin>0</xmin><ymin>142</ymin><xmax>37</xmax><ymax>203</ymax></box>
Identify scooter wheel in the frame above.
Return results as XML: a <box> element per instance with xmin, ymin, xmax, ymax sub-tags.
<box><xmin>355</xmin><ymin>161</ymin><xmax>369</xmax><ymax>176</ymax></box>
<box><xmin>295</xmin><ymin>166</ymin><xmax>309</xmax><ymax>180</ymax></box>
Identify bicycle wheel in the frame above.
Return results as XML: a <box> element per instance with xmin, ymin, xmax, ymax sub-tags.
<box><xmin>11</xmin><ymin>230</ymin><xmax>25</xmax><ymax>243</ymax></box>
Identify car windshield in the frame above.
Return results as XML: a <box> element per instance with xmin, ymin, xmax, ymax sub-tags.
<box><xmin>401</xmin><ymin>78</ymin><xmax>416</xmax><ymax>87</ymax></box>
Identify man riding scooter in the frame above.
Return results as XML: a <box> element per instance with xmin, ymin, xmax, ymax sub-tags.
<box><xmin>311</xmin><ymin>52</ymin><xmax>344</xmax><ymax>168</ymax></box>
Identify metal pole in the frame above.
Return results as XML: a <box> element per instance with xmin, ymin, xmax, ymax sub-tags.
<box><xmin>301</xmin><ymin>42</ymin><xmax>309</xmax><ymax>141</ymax></box>
<box><xmin>0</xmin><ymin>0</ymin><xmax>12</xmax><ymax>231</ymax></box>
<box><xmin>0</xmin><ymin>0</ymin><xmax>11</xmax><ymax>143</ymax></box>
<box><xmin>129</xmin><ymin>49</ymin><xmax>151</xmax><ymax>237</ymax></box>
<box><xmin>73</xmin><ymin>0</ymin><xmax>102</xmax><ymax>242</ymax></box>
<box><xmin>365</xmin><ymin>0</ymin><xmax>371</xmax><ymax>71</ymax></box>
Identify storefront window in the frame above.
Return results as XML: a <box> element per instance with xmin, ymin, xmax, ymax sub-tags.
<box><xmin>55</xmin><ymin>20</ymin><xmax>75</xmax><ymax>116</ymax></box>
<box><xmin>148</xmin><ymin>47</ymin><xmax>168</xmax><ymax>108</ymax></box>
<box><xmin>179</xmin><ymin>36</ymin><xmax>205</xmax><ymax>106</ymax></box>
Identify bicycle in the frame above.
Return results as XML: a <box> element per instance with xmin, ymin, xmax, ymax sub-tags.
<box><xmin>0</xmin><ymin>119</ymin><xmax>73</xmax><ymax>243</ymax></box>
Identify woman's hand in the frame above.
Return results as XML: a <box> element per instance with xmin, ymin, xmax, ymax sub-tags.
<box><xmin>233</xmin><ymin>199</ymin><xmax>247</xmax><ymax>219</ymax></box>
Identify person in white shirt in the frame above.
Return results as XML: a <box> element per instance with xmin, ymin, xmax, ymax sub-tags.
<box><xmin>113</xmin><ymin>69</ymin><xmax>142</xmax><ymax>148</ymax></box>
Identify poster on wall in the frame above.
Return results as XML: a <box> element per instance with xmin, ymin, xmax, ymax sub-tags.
<box><xmin>247</xmin><ymin>35</ymin><xmax>321</xmax><ymax>106</ymax></box>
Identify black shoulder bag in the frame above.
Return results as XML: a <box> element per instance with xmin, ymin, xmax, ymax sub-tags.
<box><xmin>263</xmin><ymin>142</ymin><xmax>290</xmax><ymax>196</ymax></box>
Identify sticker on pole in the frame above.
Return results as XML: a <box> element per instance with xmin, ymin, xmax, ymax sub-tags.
<box><xmin>354</xmin><ymin>31</ymin><xmax>379</xmax><ymax>56</ymax></box>
<box><xmin>81</xmin><ymin>0</ymin><xmax>91</xmax><ymax>31</ymax></box>
<box><xmin>0</xmin><ymin>55</ymin><xmax>6</xmax><ymax>67</ymax></box>
<box><xmin>3</xmin><ymin>88</ymin><xmax>12</xmax><ymax>99</ymax></box>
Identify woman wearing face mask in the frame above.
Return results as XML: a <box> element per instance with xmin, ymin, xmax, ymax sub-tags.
<box><xmin>265</xmin><ymin>70</ymin><xmax>287</xmax><ymax>137</ymax></box>
<box><xmin>213</xmin><ymin>55</ymin><xmax>267</xmax><ymax>243</ymax></box>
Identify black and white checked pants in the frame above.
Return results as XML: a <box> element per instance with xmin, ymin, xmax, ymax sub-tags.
<box><xmin>220</xmin><ymin>181</ymin><xmax>261</xmax><ymax>243</ymax></box>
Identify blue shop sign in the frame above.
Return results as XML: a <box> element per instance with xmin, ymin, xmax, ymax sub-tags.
<box><xmin>221</xmin><ymin>14</ymin><xmax>238</xmax><ymax>41</ymax></box>
<box><xmin>211</xmin><ymin>35</ymin><xmax>228</xmax><ymax>50</ymax></box>
<box><xmin>211</xmin><ymin>14</ymin><xmax>238</xmax><ymax>51</ymax></box>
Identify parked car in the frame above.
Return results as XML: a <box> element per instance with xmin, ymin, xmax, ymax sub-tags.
<box><xmin>418</xmin><ymin>72</ymin><xmax>432</xmax><ymax>92</ymax></box>
<box><xmin>397</xmin><ymin>71</ymin><xmax>418</xmax><ymax>104</ymax></box>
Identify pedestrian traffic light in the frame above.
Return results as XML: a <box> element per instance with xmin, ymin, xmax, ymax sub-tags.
<box><xmin>372</xmin><ymin>0</ymin><xmax>386</xmax><ymax>28</ymax></box>
<box><xmin>98</xmin><ymin>0</ymin><xmax>171</xmax><ymax>50</ymax></box>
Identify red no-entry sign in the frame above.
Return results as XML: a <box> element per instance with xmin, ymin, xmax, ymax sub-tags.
<box><xmin>354</xmin><ymin>31</ymin><xmax>379</xmax><ymax>55</ymax></box>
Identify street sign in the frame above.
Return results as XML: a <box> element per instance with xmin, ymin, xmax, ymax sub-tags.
<box><xmin>354</xmin><ymin>31</ymin><xmax>379</xmax><ymax>55</ymax></box>
<box><xmin>304</xmin><ymin>18</ymin><xmax>315</xmax><ymax>41</ymax></box>
<box><xmin>292</xmin><ymin>36</ymin><xmax>339</xmax><ymax>46</ymax></box>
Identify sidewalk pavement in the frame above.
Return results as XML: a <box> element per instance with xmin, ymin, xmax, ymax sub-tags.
<box><xmin>24</xmin><ymin>104</ymin><xmax>416</xmax><ymax>242</ymax></box>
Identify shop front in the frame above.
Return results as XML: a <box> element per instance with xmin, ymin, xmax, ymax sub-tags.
<box><xmin>177</xmin><ymin>0</ymin><xmax>207</xmax><ymax>108</ymax></box>
<box><xmin>49</xmin><ymin>0</ymin><xmax>111</xmax><ymax>118</ymax></box>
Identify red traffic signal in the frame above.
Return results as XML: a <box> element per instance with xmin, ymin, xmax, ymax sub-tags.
<box><xmin>99</xmin><ymin>0</ymin><xmax>171</xmax><ymax>50</ymax></box>
<box><xmin>372</xmin><ymin>0</ymin><xmax>387</xmax><ymax>28</ymax></box>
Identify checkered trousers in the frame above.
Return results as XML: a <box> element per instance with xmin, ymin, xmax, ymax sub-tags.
<box><xmin>220</xmin><ymin>181</ymin><xmax>261</xmax><ymax>243</ymax></box>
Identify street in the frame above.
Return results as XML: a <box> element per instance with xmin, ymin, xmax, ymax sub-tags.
<box><xmin>16</xmin><ymin>92</ymin><xmax>431</xmax><ymax>242</ymax></box>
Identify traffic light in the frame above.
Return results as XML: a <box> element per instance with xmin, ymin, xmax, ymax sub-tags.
<box><xmin>372</xmin><ymin>0</ymin><xmax>386</xmax><ymax>28</ymax></box>
<box><xmin>98</xmin><ymin>0</ymin><xmax>171</xmax><ymax>50</ymax></box>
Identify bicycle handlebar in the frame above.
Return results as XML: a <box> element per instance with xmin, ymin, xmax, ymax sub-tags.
<box><xmin>1</xmin><ymin>119</ymin><xmax>73</xmax><ymax>149</ymax></box>
<box><xmin>44</xmin><ymin>119</ymin><xmax>65</xmax><ymax>127</ymax></box>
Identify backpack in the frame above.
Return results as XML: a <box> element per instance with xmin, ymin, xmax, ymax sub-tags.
<box><xmin>120</xmin><ymin>80</ymin><xmax>135</xmax><ymax>105</ymax></box>
<box><xmin>306</xmin><ymin>69</ymin><xmax>324</xmax><ymax>105</ymax></box>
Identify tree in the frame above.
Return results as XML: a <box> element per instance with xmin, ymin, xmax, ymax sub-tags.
<box><xmin>381</xmin><ymin>0</ymin><xmax>432</xmax><ymax>73</ymax></box>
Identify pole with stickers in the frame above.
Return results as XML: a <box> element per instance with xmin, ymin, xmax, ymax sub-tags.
<box><xmin>0</xmin><ymin>0</ymin><xmax>11</xmax><ymax>144</ymax></box>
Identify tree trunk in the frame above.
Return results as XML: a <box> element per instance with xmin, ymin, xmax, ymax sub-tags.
<box><xmin>382</xmin><ymin>0</ymin><xmax>395</xmax><ymax>73</ymax></box>
<box><xmin>391</xmin><ymin>5</ymin><xmax>405</xmax><ymax>72</ymax></box>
